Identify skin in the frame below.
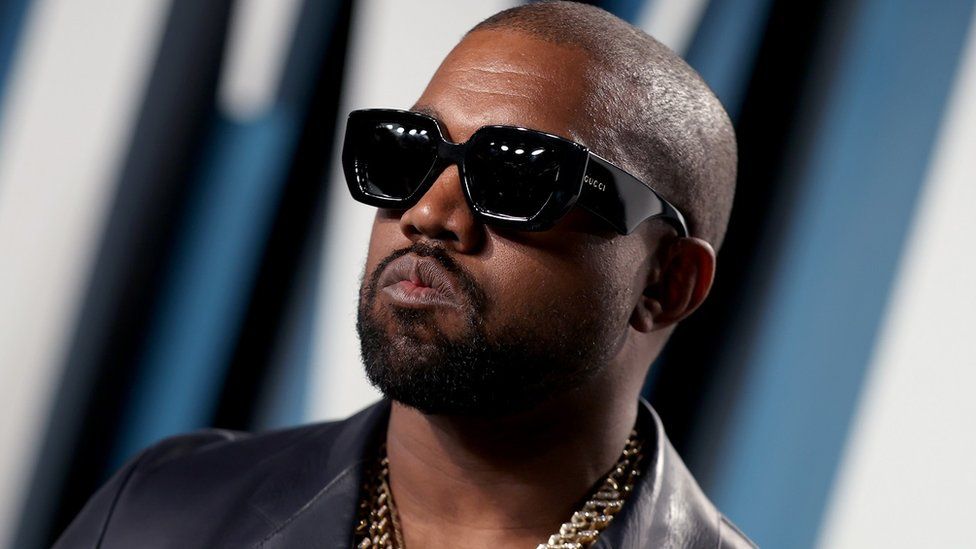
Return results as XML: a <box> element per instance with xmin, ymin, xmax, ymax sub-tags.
<box><xmin>361</xmin><ymin>29</ymin><xmax>716</xmax><ymax>548</ymax></box>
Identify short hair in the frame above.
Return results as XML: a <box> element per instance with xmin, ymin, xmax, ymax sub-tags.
<box><xmin>469</xmin><ymin>1</ymin><xmax>737</xmax><ymax>248</ymax></box>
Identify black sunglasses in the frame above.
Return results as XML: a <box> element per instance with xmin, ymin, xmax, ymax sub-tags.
<box><xmin>341</xmin><ymin>108</ymin><xmax>688</xmax><ymax>236</ymax></box>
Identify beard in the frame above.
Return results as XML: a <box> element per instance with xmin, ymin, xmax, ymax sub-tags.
<box><xmin>357</xmin><ymin>241</ymin><xmax>615</xmax><ymax>417</ymax></box>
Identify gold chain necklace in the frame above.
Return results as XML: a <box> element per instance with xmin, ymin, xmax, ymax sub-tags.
<box><xmin>355</xmin><ymin>429</ymin><xmax>644</xmax><ymax>549</ymax></box>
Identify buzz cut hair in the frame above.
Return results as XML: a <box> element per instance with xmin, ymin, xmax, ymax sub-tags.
<box><xmin>469</xmin><ymin>1</ymin><xmax>737</xmax><ymax>248</ymax></box>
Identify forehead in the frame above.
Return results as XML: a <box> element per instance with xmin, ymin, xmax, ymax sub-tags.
<box><xmin>414</xmin><ymin>30</ymin><xmax>595</xmax><ymax>143</ymax></box>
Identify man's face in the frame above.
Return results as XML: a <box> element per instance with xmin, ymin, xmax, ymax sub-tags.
<box><xmin>357</xmin><ymin>30</ymin><xmax>655</xmax><ymax>416</ymax></box>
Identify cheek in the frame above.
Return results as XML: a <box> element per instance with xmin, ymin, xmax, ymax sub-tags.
<box><xmin>482</xmin><ymin>237</ymin><xmax>636</xmax><ymax>336</ymax></box>
<box><xmin>363</xmin><ymin>215</ymin><xmax>405</xmax><ymax>282</ymax></box>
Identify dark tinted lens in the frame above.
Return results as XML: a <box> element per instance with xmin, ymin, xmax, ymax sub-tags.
<box><xmin>466</xmin><ymin>131</ymin><xmax>565</xmax><ymax>219</ymax></box>
<box><xmin>353</xmin><ymin>116</ymin><xmax>437</xmax><ymax>199</ymax></box>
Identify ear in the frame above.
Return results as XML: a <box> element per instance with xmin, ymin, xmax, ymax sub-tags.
<box><xmin>630</xmin><ymin>237</ymin><xmax>716</xmax><ymax>332</ymax></box>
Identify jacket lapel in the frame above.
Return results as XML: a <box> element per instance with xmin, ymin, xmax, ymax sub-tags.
<box><xmin>248</xmin><ymin>401</ymin><xmax>391</xmax><ymax>548</ymax></box>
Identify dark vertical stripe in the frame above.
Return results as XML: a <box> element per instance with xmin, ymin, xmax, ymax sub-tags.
<box><xmin>214</xmin><ymin>0</ymin><xmax>354</xmax><ymax>431</ymax></box>
<box><xmin>250</xmin><ymin>197</ymin><xmax>327</xmax><ymax>430</ymax></box>
<box><xmin>682</xmin><ymin>0</ymin><xmax>774</xmax><ymax>118</ymax></box>
<box><xmin>645</xmin><ymin>0</ymin><xmax>819</xmax><ymax>458</ymax></box>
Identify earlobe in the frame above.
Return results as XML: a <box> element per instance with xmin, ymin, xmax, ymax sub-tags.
<box><xmin>629</xmin><ymin>289</ymin><xmax>660</xmax><ymax>333</ymax></box>
<box><xmin>638</xmin><ymin>237</ymin><xmax>716</xmax><ymax>331</ymax></box>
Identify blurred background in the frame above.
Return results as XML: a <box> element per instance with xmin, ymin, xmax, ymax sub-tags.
<box><xmin>1</xmin><ymin>0</ymin><xmax>974</xmax><ymax>547</ymax></box>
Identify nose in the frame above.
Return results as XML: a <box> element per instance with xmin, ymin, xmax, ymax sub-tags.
<box><xmin>398</xmin><ymin>165</ymin><xmax>486</xmax><ymax>253</ymax></box>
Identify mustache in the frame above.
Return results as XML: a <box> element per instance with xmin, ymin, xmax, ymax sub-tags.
<box><xmin>365</xmin><ymin>241</ymin><xmax>489</xmax><ymax>316</ymax></box>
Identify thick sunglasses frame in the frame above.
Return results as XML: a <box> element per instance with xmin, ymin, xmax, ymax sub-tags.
<box><xmin>342</xmin><ymin>108</ymin><xmax>688</xmax><ymax>236</ymax></box>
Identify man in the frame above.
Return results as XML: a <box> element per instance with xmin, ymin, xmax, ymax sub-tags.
<box><xmin>56</xmin><ymin>2</ymin><xmax>751</xmax><ymax>548</ymax></box>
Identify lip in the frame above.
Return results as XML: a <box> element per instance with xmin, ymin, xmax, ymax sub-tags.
<box><xmin>376</xmin><ymin>254</ymin><xmax>463</xmax><ymax>310</ymax></box>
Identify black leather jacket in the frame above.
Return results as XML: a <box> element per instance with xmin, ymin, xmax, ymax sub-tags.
<box><xmin>54</xmin><ymin>399</ymin><xmax>755</xmax><ymax>548</ymax></box>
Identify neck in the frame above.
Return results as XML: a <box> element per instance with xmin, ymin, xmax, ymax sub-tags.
<box><xmin>384</xmin><ymin>380</ymin><xmax>640</xmax><ymax>549</ymax></box>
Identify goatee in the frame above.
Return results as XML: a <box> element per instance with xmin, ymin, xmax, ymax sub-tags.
<box><xmin>357</xmin><ymin>241</ymin><xmax>605</xmax><ymax>417</ymax></box>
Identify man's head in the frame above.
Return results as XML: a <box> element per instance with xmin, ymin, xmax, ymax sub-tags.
<box><xmin>355</xmin><ymin>1</ymin><xmax>737</xmax><ymax>417</ymax></box>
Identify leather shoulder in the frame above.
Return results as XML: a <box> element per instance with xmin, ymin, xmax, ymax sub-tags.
<box><xmin>54</xmin><ymin>401</ymin><xmax>389</xmax><ymax>549</ymax></box>
<box><xmin>52</xmin><ymin>429</ymin><xmax>245</xmax><ymax>548</ymax></box>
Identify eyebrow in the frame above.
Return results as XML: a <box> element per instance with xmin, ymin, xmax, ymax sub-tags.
<box><xmin>410</xmin><ymin>104</ymin><xmax>444</xmax><ymax>121</ymax></box>
<box><xmin>410</xmin><ymin>104</ymin><xmax>455</xmax><ymax>141</ymax></box>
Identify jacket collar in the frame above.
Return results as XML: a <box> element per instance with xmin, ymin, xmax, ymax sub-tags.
<box><xmin>594</xmin><ymin>399</ymin><xmax>720</xmax><ymax>548</ymax></box>
<box><xmin>251</xmin><ymin>399</ymin><xmax>720</xmax><ymax>548</ymax></box>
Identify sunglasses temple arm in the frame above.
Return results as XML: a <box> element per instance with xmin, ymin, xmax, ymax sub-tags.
<box><xmin>578</xmin><ymin>154</ymin><xmax>688</xmax><ymax>236</ymax></box>
<box><xmin>658</xmin><ymin>196</ymin><xmax>689</xmax><ymax>237</ymax></box>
